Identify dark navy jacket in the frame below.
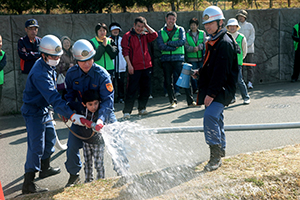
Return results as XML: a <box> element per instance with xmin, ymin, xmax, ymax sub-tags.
<box><xmin>18</xmin><ymin>35</ymin><xmax>41</xmax><ymax>74</ymax></box>
<box><xmin>22</xmin><ymin>58</ymin><xmax>74</xmax><ymax>118</ymax></box>
<box><xmin>65</xmin><ymin>63</ymin><xmax>114</xmax><ymax>123</ymax></box>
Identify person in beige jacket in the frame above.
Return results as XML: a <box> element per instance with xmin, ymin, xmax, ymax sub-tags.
<box><xmin>226</xmin><ymin>18</ymin><xmax>250</xmax><ymax>105</ymax></box>
<box><xmin>236</xmin><ymin>10</ymin><xmax>255</xmax><ymax>89</ymax></box>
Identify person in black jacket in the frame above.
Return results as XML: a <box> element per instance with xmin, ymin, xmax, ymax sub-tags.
<box><xmin>196</xmin><ymin>6</ymin><xmax>238</xmax><ymax>172</ymax></box>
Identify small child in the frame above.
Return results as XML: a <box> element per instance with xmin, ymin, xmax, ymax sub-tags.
<box><xmin>0</xmin><ymin>35</ymin><xmax>7</xmax><ymax>105</ymax></box>
<box><xmin>78</xmin><ymin>89</ymin><xmax>105</xmax><ymax>182</ymax></box>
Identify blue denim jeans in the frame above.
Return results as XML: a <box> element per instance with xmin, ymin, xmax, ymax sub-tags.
<box><xmin>237</xmin><ymin>65</ymin><xmax>250</xmax><ymax>101</ymax></box>
<box><xmin>203</xmin><ymin>101</ymin><xmax>226</xmax><ymax>150</ymax></box>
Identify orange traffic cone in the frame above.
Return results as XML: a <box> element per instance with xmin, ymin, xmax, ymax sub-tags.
<box><xmin>0</xmin><ymin>181</ymin><xmax>4</xmax><ymax>200</ymax></box>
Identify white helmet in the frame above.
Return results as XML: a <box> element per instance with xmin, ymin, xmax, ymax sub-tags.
<box><xmin>226</xmin><ymin>18</ymin><xmax>240</xmax><ymax>30</ymax></box>
<box><xmin>72</xmin><ymin>39</ymin><xmax>96</xmax><ymax>61</ymax></box>
<box><xmin>202</xmin><ymin>6</ymin><xmax>225</xmax><ymax>25</ymax></box>
<box><xmin>39</xmin><ymin>35</ymin><xmax>63</xmax><ymax>56</ymax></box>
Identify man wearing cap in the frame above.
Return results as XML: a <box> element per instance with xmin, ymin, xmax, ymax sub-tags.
<box><xmin>236</xmin><ymin>10</ymin><xmax>255</xmax><ymax>89</ymax></box>
<box><xmin>21</xmin><ymin>35</ymin><xmax>86</xmax><ymax>194</ymax></box>
<box><xmin>18</xmin><ymin>19</ymin><xmax>41</xmax><ymax>75</ymax></box>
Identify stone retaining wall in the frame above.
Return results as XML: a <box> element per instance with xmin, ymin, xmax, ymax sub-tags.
<box><xmin>0</xmin><ymin>8</ymin><xmax>298</xmax><ymax>115</ymax></box>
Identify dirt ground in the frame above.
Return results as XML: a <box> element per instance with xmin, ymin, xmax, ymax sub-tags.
<box><xmin>10</xmin><ymin>144</ymin><xmax>300</xmax><ymax>200</ymax></box>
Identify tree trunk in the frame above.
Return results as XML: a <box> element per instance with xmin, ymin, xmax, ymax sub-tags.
<box><xmin>287</xmin><ymin>0</ymin><xmax>290</xmax><ymax>7</ymax></box>
<box><xmin>269</xmin><ymin>0</ymin><xmax>273</xmax><ymax>8</ymax></box>
<box><xmin>176</xmin><ymin>0</ymin><xmax>180</xmax><ymax>11</ymax></box>
<box><xmin>147</xmin><ymin>4</ymin><xmax>154</xmax><ymax>12</ymax></box>
<box><xmin>170</xmin><ymin>2</ymin><xmax>175</xmax><ymax>11</ymax></box>
<box><xmin>46</xmin><ymin>0</ymin><xmax>50</xmax><ymax>14</ymax></box>
<box><xmin>122</xmin><ymin>5</ymin><xmax>127</xmax><ymax>12</ymax></box>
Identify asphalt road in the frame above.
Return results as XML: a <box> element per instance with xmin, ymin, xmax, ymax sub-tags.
<box><xmin>1</xmin><ymin>81</ymin><xmax>300</xmax><ymax>199</ymax></box>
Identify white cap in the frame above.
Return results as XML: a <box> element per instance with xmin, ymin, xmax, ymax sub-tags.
<box><xmin>226</xmin><ymin>18</ymin><xmax>241</xmax><ymax>30</ymax></box>
<box><xmin>110</xmin><ymin>25</ymin><xmax>122</xmax><ymax>31</ymax></box>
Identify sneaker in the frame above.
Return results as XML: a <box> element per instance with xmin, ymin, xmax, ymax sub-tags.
<box><xmin>188</xmin><ymin>101</ymin><xmax>197</xmax><ymax>107</ymax></box>
<box><xmin>175</xmin><ymin>92</ymin><xmax>181</xmax><ymax>97</ymax></box>
<box><xmin>170</xmin><ymin>102</ymin><xmax>177</xmax><ymax>108</ymax></box>
<box><xmin>243</xmin><ymin>99</ymin><xmax>251</xmax><ymax>104</ymax></box>
<box><xmin>291</xmin><ymin>79</ymin><xmax>297</xmax><ymax>83</ymax></box>
<box><xmin>123</xmin><ymin>113</ymin><xmax>130</xmax><ymax>119</ymax></box>
<box><xmin>138</xmin><ymin>109</ymin><xmax>148</xmax><ymax>115</ymax></box>
<box><xmin>65</xmin><ymin>174</ymin><xmax>80</xmax><ymax>187</ymax></box>
<box><xmin>247</xmin><ymin>81</ymin><xmax>253</xmax><ymax>89</ymax></box>
<box><xmin>230</xmin><ymin>98</ymin><xmax>236</xmax><ymax>104</ymax></box>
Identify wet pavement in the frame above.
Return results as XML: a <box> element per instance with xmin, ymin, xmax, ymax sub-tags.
<box><xmin>1</xmin><ymin>81</ymin><xmax>300</xmax><ymax>199</ymax></box>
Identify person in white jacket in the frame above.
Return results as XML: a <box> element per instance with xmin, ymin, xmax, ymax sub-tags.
<box><xmin>108</xmin><ymin>22</ymin><xmax>127</xmax><ymax>103</ymax></box>
<box><xmin>236</xmin><ymin>10</ymin><xmax>255</xmax><ymax>89</ymax></box>
<box><xmin>226</xmin><ymin>18</ymin><xmax>250</xmax><ymax>105</ymax></box>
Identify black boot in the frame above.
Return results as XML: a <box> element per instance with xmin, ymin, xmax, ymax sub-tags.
<box><xmin>204</xmin><ymin>145</ymin><xmax>222</xmax><ymax>172</ymax></box>
<box><xmin>220</xmin><ymin>148</ymin><xmax>225</xmax><ymax>157</ymax></box>
<box><xmin>65</xmin><ymin>173</ymin><xmax>80</xmax><ymax>187</ymax></box>
<box><xmin>39</xmin><ymin>157</ymin><xmax>61</xmax><ymax>179</ymax></box>
<box><xmin>22</xmin><ymin>172</ymin><xmax>49</xmax><ymax>194</ymax></box>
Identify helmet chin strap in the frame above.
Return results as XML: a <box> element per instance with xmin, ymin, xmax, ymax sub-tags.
<box><xmin>213</xmin><ymin>20</ymin><xmax>221</xmax><ymax>35</ymax></box>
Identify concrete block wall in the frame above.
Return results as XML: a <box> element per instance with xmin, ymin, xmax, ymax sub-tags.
<box><xmin>0</xmin><ymin>8</ymin><xmax>298</xmax><ymax>115</ymax></box>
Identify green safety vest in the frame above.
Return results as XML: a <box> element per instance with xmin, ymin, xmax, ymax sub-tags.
<box><xmin>0</xmin><ymin>50</ymin><xmax>5</xmax><ymax>85</ymax></box>
<box><xmin>186</xmin><ymin>30</ymin><xmax>204</xmax><ymax>59</ymax></box>
<box><xmin>161</xmin><ymin>27</ymin><xmax>185</xmax><ymax>55</ymax></box>
<box><xmin>235</xmin><ymin>34</ymin><xmax>244</xmax><ymax>66</ymax></box>
<box><xmin>294</xmin><ymin>24</ymin><xmax>299</xmax><ymax>51</ymax></box>
<box><xmin>91</xmin><ymin>37</ymin><xmax>114</xmax><ymax>70</ymax></box>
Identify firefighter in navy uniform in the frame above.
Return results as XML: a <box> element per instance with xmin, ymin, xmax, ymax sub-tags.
<box><xmin>21</xmin><ymin>35</ymin><xmax>86</xmax><ymax>194</ymax></box>
<box><xmin>64</xmin><ymin>39</ymin><xmax>129</xmax><ymax>187</ymax></box>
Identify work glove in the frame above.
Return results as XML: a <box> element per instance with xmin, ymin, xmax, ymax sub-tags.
<box><xmin>96</xmin><ymin>119</ymin><xmax>104</xmax><ymax>125</ymax></box>
<box><xmin>70</xmin><ymin>114</ymin><xmax>86</xmax><ymax>126</ymax></box>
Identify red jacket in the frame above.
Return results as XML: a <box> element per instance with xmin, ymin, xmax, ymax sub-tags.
<box><xmin>121</xmin><ymin>28</ymin><xmax>158</xmax><ymax>70</ymax></box>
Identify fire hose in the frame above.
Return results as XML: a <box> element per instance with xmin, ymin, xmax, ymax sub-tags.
<box><xmin>141</xmin><ymin>122</ymin><xmax>300</xmax><ymax>134</ymax></box>
<box><xmin>50</xmin><ymin>117</ymin><xmax>104</xmax><ymax>151</ymax></box>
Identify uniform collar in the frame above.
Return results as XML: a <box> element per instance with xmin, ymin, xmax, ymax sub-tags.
<box><xmin>78</xmin><ymin>64</ymin><xmax>96</xmax><ymax>78</ymax></box>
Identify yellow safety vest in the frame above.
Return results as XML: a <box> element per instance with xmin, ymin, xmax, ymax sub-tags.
<box><xmin>235</xmin><ymin>34</ymin><xmax>244</xmax><ymax>66</ymax></box>
<box><xmin>160</xmin><ymin>27</ymin><xmax>185</xmax><ymax>55</ymax></box>
<box><xmin>294</xmin><ymin>24</ymin><xmax>299</xmax><ymax>51</ymax></box>
<box><xmin>91</xmin><ymin>37</ymin><xmax>114</xmax><ymax>70</ymax></box>
<box><xmin>0</xmin><ymin>50</ymin><xmax>5</xmax><ymax>85</ymax></box>
<box><xmin>186</xmin><ymin>30</ymin><xmax>204</xmax><ymax>58</ymax></box>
